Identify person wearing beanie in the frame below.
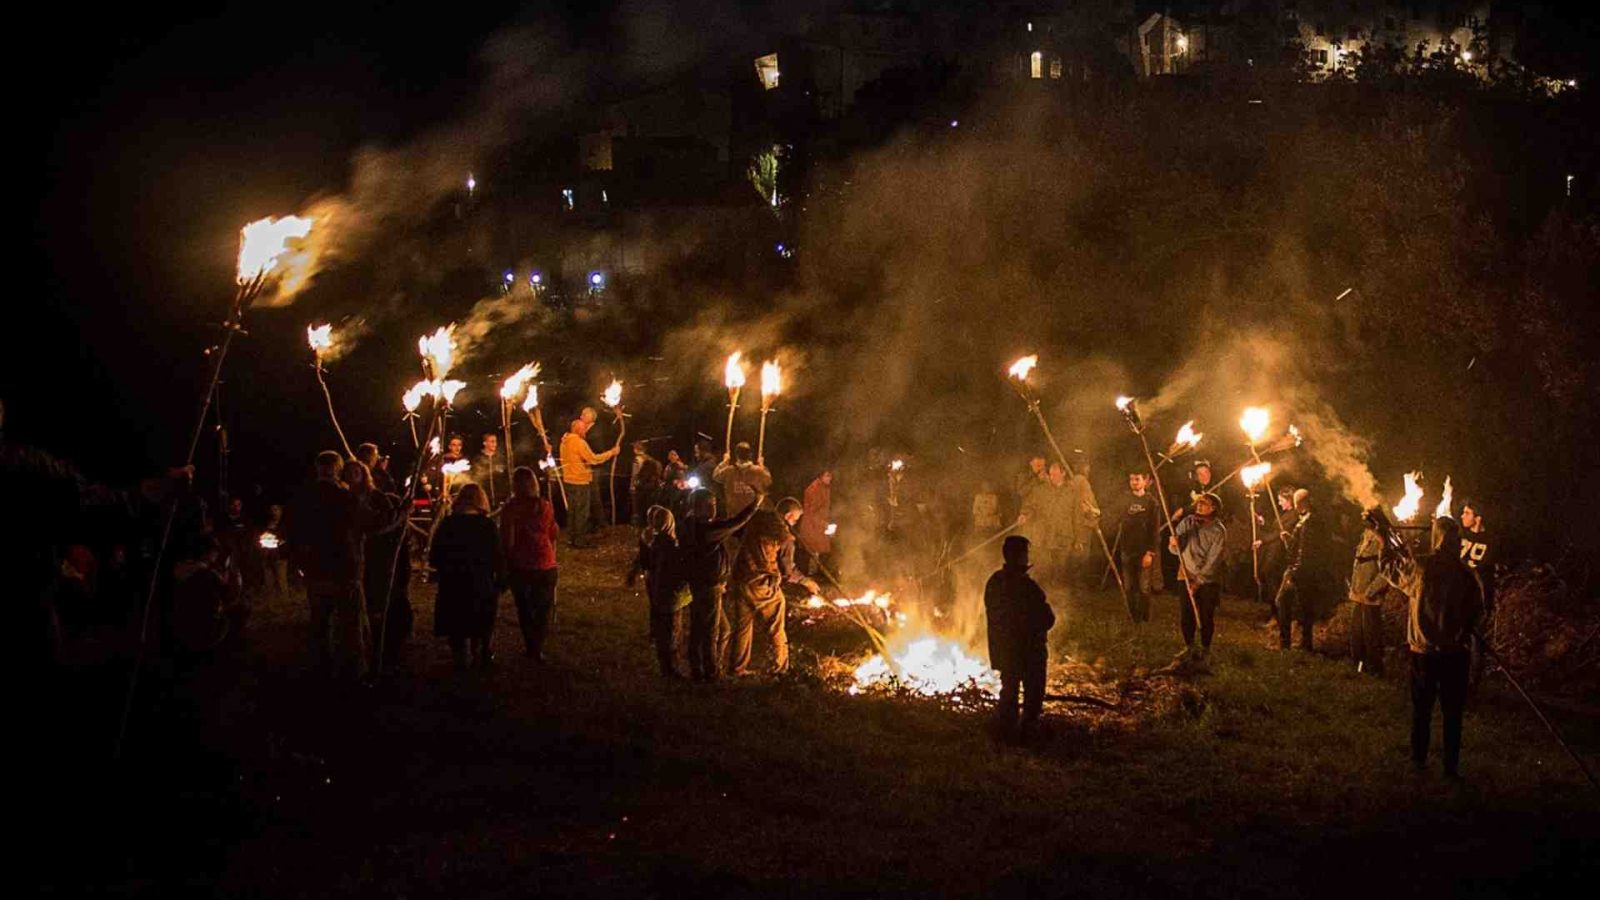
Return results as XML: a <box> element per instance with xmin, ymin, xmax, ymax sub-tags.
<box><xmin>1169</xmin><ymin>492</ymin><xmax>1227</xmax><ymax>662</ymax></box>
<box><xmin>984</xmin><ymin>536</ymin><xmax>1056</xmax><ymax>741</ymax></box>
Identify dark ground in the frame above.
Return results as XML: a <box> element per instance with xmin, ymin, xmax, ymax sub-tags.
<box><xmin>30</xmin><ymin>527</ymin><xmax>1600</xmax><ymax>898</ymax></box>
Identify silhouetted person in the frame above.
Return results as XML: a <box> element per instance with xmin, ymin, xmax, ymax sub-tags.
<box><xmin>985</xmin><ymin>536</ymin><xmax>1055</xmax><ymax>742</ymax></box>
<box><xmin>430</xmin><ymin>483</ymin><xmax>503</xmax><ymax>671</ymax></box>
<box><xmin>628</xmin><ymin>505</ymin><xmax>686</xmax><ymax>678</ymax></box>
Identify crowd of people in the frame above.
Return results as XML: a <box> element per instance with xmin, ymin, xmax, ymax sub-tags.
<box><xmin>13</xmin><ymin>391</ymin><xmax>1500</xmax><ymax>775</ymax></box>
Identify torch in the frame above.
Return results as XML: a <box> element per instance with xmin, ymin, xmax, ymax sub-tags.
<box><xmin>1240</xmin><ymin>406</ymin><xmax>1287</xmax><ymax>534</ymax></box>
<box><xmin>307</xmin><ymin>323</ymin><xmax>355</xmax><ymax>459</ymax></box>
<box><xmin>724</xmin><ymin>351</ymin><xmax>746</xmax><ymax>456</ymax></box>
<box><xmin>1005</xmin><ymin>357</ymin><xmax>1124</xmax><ymax>594</ymax></box>
<box><xmin>1115</xmin><ymin>394</ymin><xmax>1202</xmax><ymax>627</ymax></box>
<box><xmin>603</xmin><ymin>378</ymin><xmax>624</xmax><ymax>526</ymax></box>
<box><xmin>758</xmin><ymin>360</ymin><xmax>781</xmax><ymax>464</ymax></box>
<box><xmin>402</xmin><ymin>380</ymin><xmax>431</xmax><ymax>447</ymax></box>
<box><xmin>500</xmin><ymin>362</ymin><xmax>539</xmax><ymax>492</ymax></box>
<box><xmin>1156</xmin><ymin>421</ymin><xmax>1203</xmax><ymax>469</ymax></box>
<box><xmin>1241</xmin><ymin>461</ymin><xmax>1272</xmax><ymax>604</ymax></box>
<box><xmin>1434</xmin><ymin>475</ymin><xmax>1454</xmax><ymax>520</ymax></box>
<box><xmin>523</xmin><ymin>384</ymin><xmax>569</xmax><ymax>508</ymax></box>
<box><xmin>119</xmin><ymin>213</ymin><xmax>314</xmax><ymax>758</ymax></box>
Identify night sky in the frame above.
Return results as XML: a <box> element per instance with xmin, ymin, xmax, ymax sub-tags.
<box><xmin>21</xmin><ymin>2</ymin><xmax>536</xmax><ymax>479</ymax></box>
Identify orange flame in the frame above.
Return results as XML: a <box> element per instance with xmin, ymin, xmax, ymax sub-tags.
<box><xmin>1241</xmin><ymin>461</ymin><xmax>1272</xmax><ymax>491</ymax></box>
<box><xmin>522</xmin><ymin>384</ymin><xmax>540</xmax><ymax>413</ymax></box>
<box><xmin>724</xmin><ymin>352</ymin><xmax>746</xmax><ymax>390</ymax></box>
<box><xmin>760</xmin><ymin>360</ymin><xmax>782</xmax><ymax>401</ymax></box>
<box><xmin>257</xmin><ymin>532</ymin><xmax>281</xmax><ymax>550</ymax></box>
<box><xmin>402</xmin><ymin>380</ymin><xmax>431</xmax><ymax>413</ymax></box>
<box><xmin>1175</xmin><ymin>420</ymin><xmax>1202</xmax><ymax>449</ymax></box>
<box><xmin>1434</xmin><ymin>476</ymin><xmax>1454</xmax><ymax>519</ymax></box>
<box><xmin>237</xmin><ymin>215</ymin><xmax>313</xmax><ymax>282</ymax></box>
<box><xmin>1392</xmin><ymin>471</ymin><xmax>1424</xmax><ymax>521</ymax></box>
<box><xmin>306</xmin><ymin>323</ymin><xmax>333</xmax><ymax>356</ymax></box>
<box><xmin>439</xmin><ymin>379</ymin><xmax>466</xmax><ymax>405</ymax></box>
<box><xmin>418</xmin><ymin>326</ymin><xmax>456</xmax><ymax>377</ymax></box>
<box><xmin>1008</xmin><ymin>355</ymin><xmax>1038</xmax><ymax>381</ymax></box>
<box><xmin>499</xmin><ymin>363</ymin><xmax>540</xmax><ymax>401</ymax></box>
<box><xmin>889</xmin><ymin>459</ymin><xmax>905</xmax><ymax>472</ymax></box>
<box><xmin>1115</xmin><ymin>395</ymin><xmax>1134</xmax><ymax>411</ymax></box>
<box><xmin>1240</xmin><ymin>406</ymin><xmax>1271</xmax><ymax>444</ymax></box>
<box><xmin>603</xmin><ymin>379</ymin><xmax>623</xmax><ymax>408</ymax></box>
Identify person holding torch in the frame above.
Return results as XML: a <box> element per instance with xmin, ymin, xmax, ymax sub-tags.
<box><xmin>559</xmin><ymin>415</ymin><xmax>621</xmax><ymax>549</ymax></box>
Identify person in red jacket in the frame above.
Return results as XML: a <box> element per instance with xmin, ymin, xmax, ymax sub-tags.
<box><xmin>499</xmin><ymin>467</ymin><xmax>560</xmax><ymax>661</ymax></box>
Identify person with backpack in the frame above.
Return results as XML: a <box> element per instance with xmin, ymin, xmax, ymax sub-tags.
<box><xmin>499</xmin><ymin>467</ymin><xmax>560</xmax><ymax>662</ymax></box>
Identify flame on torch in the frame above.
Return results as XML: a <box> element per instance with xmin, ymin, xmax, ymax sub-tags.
<box><xmin>825</xmin><ymin>522</ymin><xmax>838</xmax><ymax>536</ymax></box>
<box><xmin>442</xmin><ymin>459</ymin><xmax>471</xmax><ymax>477</ymax></box>
<box><xmin>418</xmin><ymin>326</ymin><xmax>457</xmax><ymax>378</ymax></box>
<box><xmin>238</xmin><ymin>215</ymin><xmax>313</xmax><ymax>283</ymax></box>
<box><xmin>500</xmin><ymin>363</ymin><xmax>540</xmax><ymax>401</ymax></box>
<box><xmin>1174</xmin><ymin>420</ymin><xmax>1202</xmax><ymax>450</ymax></box>
<box><xmin>1289</xmin><ymin>424</ymin><xmax>1303</xmax><ymax>445</ymax></box>
<box><xmin>258</xmin><ymin>532</ymin><xmax>281</xmax><ymax>550</ymax></box>
<box><xmin>760</xmin><ymin>360</ymin><xmax>782</xmax><ymax>404</ymax></box>
<box><xmin>402</xmin><ymin>380</ymin><xmax>431</xmax><ymax>413</ymax></box>
<box><xmin>1008</xmin><ymin>355</ymin><xmax>1038</xmax><ymax>381</ymax></box>
<box><xmin>1392</xmin><ymin>471</ymin><xmax>1425</xmax><ymax>521</ymax></box>
<box><xmin>889</xmin><ymin>459</ymin><xmax>905</xmax><ymax>473</ymax></box>
<box><xmin>428</xmin><ymin>436</ymin><xmax>441</xmax><ymax>456</ymax></box>
<box><xmin>1115</xmin><ymin>395</ymin><xmax>1134</xmax><ymax>411</ymax></box>
<box><xmin>1240</xmin><ymin>406</ymin><xmax>1271</xmax><ymax>444</ymax></box>
<box><xmin>306</xmin><ymin>324</ymin><xmax>333</xmax><ymax>358</ymax></box>
<box><xmin>603</xmin><ymin>379</ymin><xmax>623</xmax><ymax>408</ymax></box>
<box><xmin>1434</xmin><ymin>476</ymin><xmax>1454</xmax><ymax>520</ymax></box>
<box><xmin>1241</xmin><ymin>462</ymin><xmax>1273</xmax><ymax>492</ymax></box>
<box><xmin>724</xmin><ymin>352</ymin><xmax>746</xmax><ymax>390</ymax></box>
<box><xmin>522</xmin><ymin>384</ymin><xmax>540</xmax><ymax>412</ymax></box>
<box><xmin>439</xmin><ymin>380</ymin><xmax>466</xmax><ymax>405</ymax></box>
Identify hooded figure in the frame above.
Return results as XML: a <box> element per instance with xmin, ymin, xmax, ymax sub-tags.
<box><xmin>983</xmin><ymin>536</ymin><xmax>1055</xmax><ymax>739</ymax></box>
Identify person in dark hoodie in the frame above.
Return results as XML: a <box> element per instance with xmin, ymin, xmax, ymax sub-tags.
<box><xmin>500</xmin><ymin>467</ymin><xmax>560</xmax><ymax>661</ymax></box>
<box><xmin>1382</xmin><ymin>515</ymin><xmax>1483</xmax><ymax>779</ymax></box>
<box><xmin>677</xmin><ymin>487</ymin><xmax>761</xmax><ymax>682</ymax></box>
<box><xmin>1114</xmin><ymin>468</ymin><xmax>1162</xmax><ymax>623</ymax></box>
<box><xmin>628</xmin><ymin>505</ymin><xmax>687</xmax><ymax>678</ymax></box>
<box><xmin>984</xmin><ymin>536</ymin><xmax>1056</xmax><ymax>741</ymax></box>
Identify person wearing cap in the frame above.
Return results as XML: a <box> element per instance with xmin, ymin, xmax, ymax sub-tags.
<box><xmin>1170</xmin><ymin>492</ymin><xmax>1227</xmax><ymax>662</ymax></box>
<box><xmin>984</xmin><ymin>536</ymin><xmax>1056</xmax><ymax>741</ymax></box>
<box><xmin>1381</xmin><ymin>515</ymin><xmax>1483</xmax><ymax>778</ymax></box>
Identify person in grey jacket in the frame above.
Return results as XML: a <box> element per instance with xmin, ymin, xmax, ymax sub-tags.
<box><xmin>1170</xmin><ymin>493</ymin><xmax>1227</xmax><ymax>662</ymax></box>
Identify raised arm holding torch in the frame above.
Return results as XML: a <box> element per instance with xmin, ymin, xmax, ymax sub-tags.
<box><xmin>1117</xmin><ymin>394</ymin><xmax>1203</xmax><ymax>629</ymax></box>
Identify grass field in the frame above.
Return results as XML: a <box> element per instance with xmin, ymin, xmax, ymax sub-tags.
<box><xmin>42</xmin><ymin>526</ymin><xmax>1600</xmax><ymax>897</ymax></box>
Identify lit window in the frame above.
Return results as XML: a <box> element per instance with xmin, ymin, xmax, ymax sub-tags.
<box><xmin>1030</xmin><ymin>51</ymin><xmax>1043</xmax><ymax>79</ymax></box>
<box><xmin>1050</xmin><ymin>57</ymin><xmax>1062</xmax><ymax>79</ymax></box>
<box><xmin>754</xmin><ymin>53</ymin><xmax>780</xmax><ymax>91</ymax></box>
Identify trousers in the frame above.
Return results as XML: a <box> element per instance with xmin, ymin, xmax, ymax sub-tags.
<box><xmin>509</xmin><ymin>567</ymin><xmax>558</xmax><ymax>655</ymax></box>
<box><xmin>1180</xmin><ymin>582</ymin><xmax>1221</xmax><ymax>649</ymax></box>
<box><xmin>687</xmin><ymin>583</ymin><xmax>727</xmax><ymax>681</ymax></box>
<box><xmin>728</xmin><ymin>578</ymin><xmax>788</xmax><ymax>675</ymax></box>
<box><xmin>996</xmin><ymin>654</ymin><xmax>1047</xmax><ymax>733</ymax></box>
<box><xmin>1349</xmin><ymin>601</ymin><xmax>1385</xmax><ymax>673</ymax></box>
<box><xmin>565</xmin><ymin>485</ymin><xmax>593</xmax><ymax>546</ymax></box>
<box><xmin>306</xmin><ymin>579</ymin><xmax>368</xmax><ymax>680</ymax></box>
<box><xmin>1410</xmin><ymin>651</ymin><xmax>1469</xmax><ymax>774</ymax></box>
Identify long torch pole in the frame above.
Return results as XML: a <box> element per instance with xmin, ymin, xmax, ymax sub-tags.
<box><xmin>1134</xmin><ymin>426</ymin><xmax>1203</xmax><ymax>628</ymax></box>
<box><xmin>528</xmin><ymin>408</ymin><xmax>569</xmax><ymax>508</ymax></box>
<box><xmin>725</xmin><ymin>386</ymin><xmax>741</xmax><ymax>455</ymax></box>
<box><xmin>315</xmin><ymin>359</ymin><xmax>355</xmax><ymax>459</ymax></box>
<box><xmin>1016</xmin><ymin>388</ymin><xmax>1125</xmax><ymax>596</ymax></box>
<box><xmin>116</xmin><ymin>273</ymin><xmax>262</xmax><ymax>759</ymax></box>
<box><xmin>502</xmin><ymin>398</ymin><xmax>515</xmax><ymax>494</ymax></box>
<box><xmin>609</xmin><ymin>408</ymin><xmax>625</xmax><ymax>527</ymax></box>
<box><xmin>374</xmin><ymin>408</ymin><xmax>443</xmax><ymax>675</ymax></box>
<box><xmin>1248</xmin><ymin>489</ymin><xmax>1262</xmax><ymax>605</ymax></box>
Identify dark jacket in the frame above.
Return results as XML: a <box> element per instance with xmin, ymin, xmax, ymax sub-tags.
<box><xmin>983</xmin><ymin>565</ymin><xmax>1055</xmax><ymax>673</ymax></box>
<box><xmin>678</xmin><ymin>501</ymin><xmax>760</xmax><ymax>589</ymax></box>
<box><xmin>1388</xmin><ymin>526</ymin><xmax>1483</xmax><ymax>655</ymax></box>
<box><xmin>1115</xmin><ymin>491</ymin><xmax>1161</xmax><ymax>557</ymax></box>
<box><xmin>287</xmin><ymin>478</ymin><xmax>391</xmax><ymax>583</ymax></box>
<box><xmin>362</xmin><ymin>491</ymin><xmax>410</xmax><ymax>612</ymax></box>
<box><xmin>429</xmin><ymin>512</ymin><xmax>503</xmax><ymax>638</ymax></box>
